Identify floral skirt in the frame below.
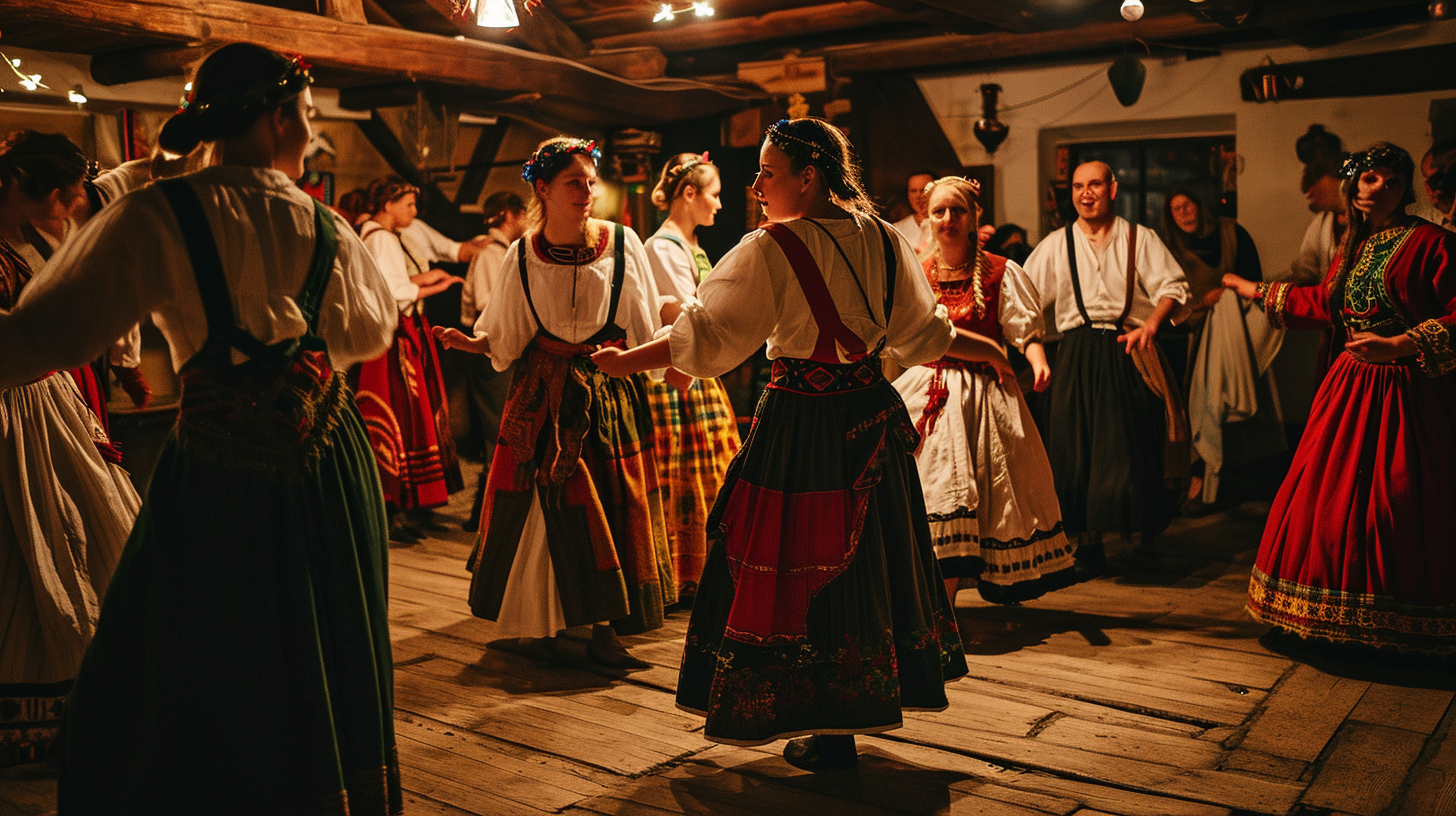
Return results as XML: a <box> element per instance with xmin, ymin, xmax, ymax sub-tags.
<box><xmin>676</xmin><ymin>357</ymin><xmax>967</xmax><ymax>745</ymax></box>
<box><xmin>646</xmin><ymin>377</ymin><xmax>739</xmax><ymax>597</ymax></box>
<box><xmin>894</xmin><ymin>363</ymin><xmax>1075</xmax><ymax>603</ymax></box>
<box><xmin>1248</xmin><ymin>352</ymin><xmax>1456</xmax><ymax>653</ymax></box>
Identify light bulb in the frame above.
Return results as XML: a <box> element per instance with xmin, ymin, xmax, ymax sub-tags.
<box><xmin>654</xmin><ymin>4</ymin><xmax>675</xmax><ymax>22</ymax></box>
<box><xmin>475</xmin><ymin>0</ymin><xmax>520</xmax><ymax>28</ymax></box>
<box><xmin>1121</xmin><ymin>0</ymin><xmax>1145</xmax><ymax>21</ymax></box>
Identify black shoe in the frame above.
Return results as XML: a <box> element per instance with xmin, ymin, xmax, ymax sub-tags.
<box><xmin>586</xmin><ymin>624</ymin><xmax>651</xmax><ymax>670</ymax></box>
<box><xmin>389</xmin><ymin>524</ymin><xmax>421</xmax><ymax>544</ymax></box>
<box><xmin>783</xmin><ymin>735</ymin><xmax>857</xmax><ymax>771</ymax></box>
<box><xmin>1073</xmin><ymin>538</ymin><xmax>1106</xmax><ymax>582</ymax></box>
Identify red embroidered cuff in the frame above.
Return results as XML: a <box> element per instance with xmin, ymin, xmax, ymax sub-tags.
<box><xmin>1407</xmin><ymin>319</ymin><xmax>1455</xmax><ymax>377</ymax></box>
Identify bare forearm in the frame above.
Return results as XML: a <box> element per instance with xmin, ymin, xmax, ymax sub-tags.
<box><xmin>1146</xmin><ymin>297</ymin><xmax>1177</xmax><ymax>330</ymax></box>
<box><xmin>1024</xmin><ymin>341</ymin><xmax>1048</xmax><ymax>371</ymax></box>
<box><xmin>945</xmin><ymin>328</ymin><xmax>1008</xmax><ymax>364</ymax></box>
<box><xmin>617</xmin><ymin>335</ymin><xmax>673</xmax><ymax>373</ymax></box>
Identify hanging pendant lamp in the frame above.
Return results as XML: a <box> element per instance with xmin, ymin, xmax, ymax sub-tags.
<box><xmin>476</xmin><ymin>0</ymin><xmax>520</xmax><ymax>27</ymax></box>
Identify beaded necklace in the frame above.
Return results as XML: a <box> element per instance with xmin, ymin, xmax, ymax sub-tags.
<box><xmin>928</xmin><ymin>250</ymin><xmax>986</xmax><ymax>321</ymax></box>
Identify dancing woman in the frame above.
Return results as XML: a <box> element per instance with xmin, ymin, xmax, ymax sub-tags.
<box><xmin>593</xmin><ymin>118</ymin><xmax>1000</xmax><ymax>770</ymax></box>
<box><xmin>1225</xmin><ymin>143</ymin><xmax>1456</xmax><ymax>654</ymax></box>
<box><xmin>0</xmin><ymin>45</ymin><xmax>403</xmax><ymax>811</ymax></box>
<box><xmin>436</xmin><ymin>137</ymin><xmax>674</xmax><ymax>668</ymax></box>
<box><xmin>643</xmin><ymin>152</ymin><xmax>740</xmax><ymax>599</ymax></box>
<box><xmin>893</xmin><ymin>176</ymin><xmax>1075</xmax><ymax>605</ymax></box>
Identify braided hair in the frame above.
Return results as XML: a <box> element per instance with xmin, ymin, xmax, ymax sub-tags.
<box><xmin>651</xmin><ymin>153</ymin><xmax>717</xmax><ymax>211</ymax></box>
<box><xmin>764</xmin><ymin>118</ymin><xmax>875</xmax><ymax>215</ymax></box>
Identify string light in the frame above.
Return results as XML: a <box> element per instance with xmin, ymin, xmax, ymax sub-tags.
<box><xmin>0</xmin><ymin>53</ymin><xmax>48</xmax><ymax>91</ymax></box>
<box><xmin>654</xmin><ymin>1</ymin><xmax>714</xmax><ymax>23</ymax></box>
<box><xmin>68</xmin><ymin>85</ymin><xmax>88</xmax><ymax>105</ymax></box>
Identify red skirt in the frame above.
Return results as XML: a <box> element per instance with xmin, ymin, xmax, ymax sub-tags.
<box><xmin>354</xmin><ymin>312</ymin><xmax>462</xmax><ymax>510</ymax></box>
<box><xmin>1248</xmin><ymin>351</ymin><xmax>1456</xmax><ymax>653</ymax></box>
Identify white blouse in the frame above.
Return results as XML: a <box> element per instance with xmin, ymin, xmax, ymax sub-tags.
<box><xmin>473</xmin><ymin>223</ymin><xmax>662</xmax><ymax>373</ymax></box>
<box><xmin>0</xmin><ymin>165</ymin><xmax>396</xmax><ymax>388</ymax></box>
<box><xmin>669</xmin><ymin>211</ymin><xmax>954</xmax><ymax>379</ymax></box>
<box><xmin>361</xmin><ymin>222</ymin><xmax>425</xmax><ymax>315</ymax></box>
<box><xmin>995</xmin><ymin>258</ymin><xmax>1046</xmax><ymax>351</ymax></box>
<box><xmin>1021</xmin><ymin>217</ymin><xmax>1190</xmax><ymax>334</ymax></box>
<box><xmin>400</xmin><ymin>218</ymin><xmax>463</xmax><ymax>265</ymax></box>
<box><xmin>461</xmin><ymin>227</ymin><xmax>512</xmax><ymax>327</ymax></box>
<box><xmin>644</xmin><ymin>223</ymin><xmax>701</xmax><ymax>309</ymax></box>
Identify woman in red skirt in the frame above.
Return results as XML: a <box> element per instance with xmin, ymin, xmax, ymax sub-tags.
<box><xmin>355</xmin><ymin>177</ymin><xmax>465</xmax><ymax>539</ymax></box>
<box><xmin>1225</xmin><ymin>143</ymin><xmax>1456</xmax><ymax>654</ymax></box>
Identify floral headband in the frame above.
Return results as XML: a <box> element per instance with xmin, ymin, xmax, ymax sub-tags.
<box><xmin>924</xmin><ymin>176</ymin><xmax>982</xmax><ymax>200</ymax></box>
<box><xmin>521</xmin><ymin>139</ymin><xmax>601</xmax><ymax>183</ymax></box>
<box><xmin>177</xmin><ymin>54</ymin><xmax>312</xmax><ymax>117</ymax></box>
<box><xmin>1340</xmin><ymin>145</ymin><xmax>1410</xmax><ymax>179</ymax></box>
<box><xmin>766</xmin><ymin>119</ymin><xmax>829</xmax><ymax>163</ymax></box>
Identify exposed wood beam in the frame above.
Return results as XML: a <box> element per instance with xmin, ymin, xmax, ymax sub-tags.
<box><xmin>816</xmin><ymin>0</ymin><xmax>1422</xmax><ymax>75</ymax></box>
<box><xmin>356</xmin><ymin>110</ymin><xmax>483</xmax><ymax>238</ymax></box>
<box><xmin>454</xmin><ymin>121</ymin><xmax>508</xmax><ymax>206</ymax></box>
<box><xmin>567</xmin><ymin>0</ymin><xmax>828</xmax><ymax>41</ymax></box>
<box><xmin>360</xmin><ymin>0</ymin><xmax>406</xmax><ymax>27</ymax></box>
<box><xmin>9</xmin><ymin>0</ymin><xmax>757</xmax><ymax>126</ymax></box>
<box><xmin>580</xmin><ymin>47</ymin><xmax>667</xmax><ymax>80</ymax></box>
<box><xmin>1241</xmin><ymin>40</ymin><xmax>1456</xmax><ymax>101</ymax></box>
<box><xmin>511</xmin><ymin>1</ymin><xmax>590</xmax><ymax>59</ymax></box>
<box><xmin>321</xmin><ymin>0</ymin><xmax>367</xmax><ymax>24</ymax></box>
<box><xmin>912</xmin><ymin>0</ymin><xmax>1034</xmax><ymax>33</ymax></box>
<box><xmin>590</xmin><ymin>1</ymin><xmax>905</xmax><ymax>53</ymax></box>
<box><xmin>90</xmin><ymin>44</ymin><xmax>201</xmax><ymax>85</ymax></box>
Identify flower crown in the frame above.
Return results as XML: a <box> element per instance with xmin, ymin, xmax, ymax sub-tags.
<box><xmin>177</xmin><ymin>55</ymin><xmax>312</xmax><ymax>117</ymax></box>
<box><xmin>1340</xmin><ymin>145</ymin><xmax>1409</xmax><ymax>179</ymax></box>
<box><xmin>765</xmin><ymin>119</ymin><xmax>830</xmax><ymax>163</ymax></box>
<box><xmin>521</xmin><ymin>138</ymin><xmax>601</xmax><ymax>183</ymax></box>
<box><xmin>924</xmin><ymin>176</ymin><xmax>981</xmax><ymax>199</ymax></box>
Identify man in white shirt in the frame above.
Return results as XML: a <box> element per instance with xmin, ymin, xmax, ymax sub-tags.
<box><xmin>891</xmin><ymin>169</ymin><xmax>935</xmax><ymax>258</ymax></box>
<box><xmin>459</xmin><ymin>192</ymin><xmax>527</xmax><ymax>531</ymax></box>
<box><xmin>1022</xmin><ymin>161</ymin><xmax>1190</xmax><ymax>575</ymax></box>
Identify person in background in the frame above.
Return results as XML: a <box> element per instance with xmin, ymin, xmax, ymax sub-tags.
<box><xmin>1416</xmin><ymin>138</ymin><xmax>1456</xmax><ymax>232</ymax></box>
<box><xmin>592</xmin><ymin>118</ymin><xmax>977</xmax><ymax>771</ymax></box>
<box><xmin>0</xmin><ymin>44</ymin><xmax>402</xmax><ymax>811</ymax></box>
<box><xmin>1161</xmin><ymin>188</ymin><xmax>1283</xmax><ymax>511</ymax></box>
<box><xmin>1287</xmin><ymin>125</ymin><xmax>1348</xmax><ymax>285</ymax></box>
<box><xmin>355</xmin><ymin>176</ymin><xmax>466</xmax><ymax>542</ymax></box>
<box><xmin>1227</xmin><ymin>142</ymin><xmax>1456</xmax><ymax>655</ymax></box>
<box><xmin>987</xmin><ymin>223</ymin><xmax>1032</xmax><ymax>265</ymax></box>
<box><xmin>458</xmin><ymin>190</ymin><xmax>527</xmax><ymax>532</ymax></box>
<box><xmin>892</xmin><ymin>168</ymin><xmax>936</xmax><ymax>257</ymax></box>
<box><xmin>894</xmin><ymin>176</ymin><xmax>1075</xmax><ymax>606</ymax></box>
<box><xmin>435</xmin><ymin>136</ymin><xmax>673</xmax><ymax>670</ymax></box>
<box><xmin>0</xmin><ymin>130</ymin><xmax>142</xmax><ymax>771</ymax></box>
<box><xmin>1021</xmin><ymin>160</ymin><xmax>1190</xmax><ymax>577</ymax></box>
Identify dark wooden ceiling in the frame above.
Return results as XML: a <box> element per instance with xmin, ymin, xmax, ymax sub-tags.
<box><xmin>0</xmin><ymin>0</ymin><xmax>1438</xmax><ymax>127</ymax></box>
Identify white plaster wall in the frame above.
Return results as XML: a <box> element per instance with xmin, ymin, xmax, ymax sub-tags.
<box><xmin>916</xmin><ymin>20</ymin><xmax>1456</xmax><ymax>277</ymax></box>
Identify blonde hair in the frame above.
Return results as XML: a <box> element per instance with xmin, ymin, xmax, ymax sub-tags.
<box><xmin>651</xmin><ymin>153</ymin><xmax>717</xmax><ymax>211</ymax></box>
<box><xmin>921</xmin><ymin>176</ymin><xmax>983</xmax><ymax>263</ymax></box>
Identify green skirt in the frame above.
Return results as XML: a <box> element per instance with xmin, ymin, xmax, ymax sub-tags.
<box><xmin>57</xmin><ymin>403</ymin><xmax>400</xmax><ymax>815</ymax></box>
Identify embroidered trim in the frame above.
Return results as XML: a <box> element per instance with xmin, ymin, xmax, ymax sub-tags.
<box><xmin>1408</xmin><ymin>319</ymin><xmax>1456</xmax><ymax>377</ymax></box>
<box><xmin>1262</xmin><ymin>281</ymin><xmax>1292</xmax><ymax>329</ymax></box>
<box><xmin>1248</xmin><ymin>567</ymin><xmax>1456</xmax><ymax>653</ymax></box>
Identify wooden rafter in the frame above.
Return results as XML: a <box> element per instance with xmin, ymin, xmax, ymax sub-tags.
<box><xmin>910</xmin><ymin>0</ymin><xmax>1035</xmax><ymax>33</ymax></box>
<box><xmin>589</xmin><ymin>1</ymin><xmax>905</xmax><ymax>53</ymax></box>
<box><xmin>4</xmin><ymin>0</ymin><xmax>758</xmax><ymax>126</ymax></box>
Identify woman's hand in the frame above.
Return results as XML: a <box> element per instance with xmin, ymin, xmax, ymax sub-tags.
<box><xmin>1345</xmin><ymin>331</ymin><xmax>1415</xmax><ymax>363</ymax></box>
<box><xmin>1117</xmin><ymin>321</ymin><xmax>1158</xmax><ymax>354</ymax></box>
<box><xmin>433</xmin><ymin>326</ymin><xmax>490</xmax><ymax>355</ymax></box>
<box><xmin>1200</xmin><ymin>287</ymin><xmax>1225</xmax><ymax>309</ymax></box>
<box><xmin>1222</xmin><ymin>273</ymin><xmax>1259</xmax><ymax>300</ymax></box>
<box><xmin>664</xmin><ymin>367</ymin><xmax>694</xmax><ymax>392</ymax></box>
<box><xmin>590</xmin><ymin>346</ymin><xmax>633</xmax><ymax>377</ymax></box>
<box><xmin>412</xmin><ymin>268</ymin><xmax>449</xmax><ymax>286</ymax></box>
<box><xmin>1030</xmin><ymin>359</ymin><xmax>1051</xmax><ymax>392</ymax></box>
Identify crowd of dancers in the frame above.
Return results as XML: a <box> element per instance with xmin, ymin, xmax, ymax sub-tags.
<box><xmin>0</xmin><ymin>42</ymin><xmax>1453</xmax><ymax>813</ymax></box>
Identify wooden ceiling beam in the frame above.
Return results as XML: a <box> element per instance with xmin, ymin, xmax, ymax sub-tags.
<box><xmin>817</xmin><ymin>0</ymin><xmax>1422</xmax><ymax>75</ymax></box>
<box><xmin>910</xmin><ymin>0</ymin><xmax>1034</xmax><ymax>33</ymax></box>
<box><xmin>589</xmin><ymin>1</ymin><xmax>906</xmax><ymax>53</ymax></box>
<box><xmin>90</xmin><ymin>44</ymin><xmax>201</xmax><ymax>85</ymax></box>
<box><xmin>566</xmin><ymin>0</ymin><xmax>828</xmax><ymax>41</ymax></box>
<box><xmin>322</xmin><ymin>0</ymin><xmax>368</xmax><ymax>25</ymax></box>
<box><xmin>8</xmin><ymin>0</ymin><xmax>756</xmax><ymax>126</ymax></box>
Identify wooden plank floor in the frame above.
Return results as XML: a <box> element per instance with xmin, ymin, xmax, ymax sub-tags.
<box><xmin>5</xmin><ymin>488</ymin><xmax>1456</xmax><ymax>816</ymax></box>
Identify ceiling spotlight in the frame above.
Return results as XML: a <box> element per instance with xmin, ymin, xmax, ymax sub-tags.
<box><xmin>1120</xmin><ymin>0</ymin><xmax>1145</xmax><ymax>21</ymax></box>
<box><xmin>692</xmin><ymin>1</ymin><xmax>714</xmax><ymax>16</ymax></box>
<box><xmin>475</xmin><ymin>0</ymin><xmax>519</xmax><ymax>28</ymax></box>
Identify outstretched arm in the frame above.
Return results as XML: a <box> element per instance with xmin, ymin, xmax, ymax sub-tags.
<box><xmin>433</xmin><ymin>325</ymin><xmax>491</xmax><ymax>355</ymax></box>
<box><xmin>945</xmin><ymin>328</ymin><xmax>1016</xmax><ymax>385</ymax></box>
<box><xmin>592</xmin><ymin>334</ymin><xmax>671</xmax><ymax>376</ymax></box>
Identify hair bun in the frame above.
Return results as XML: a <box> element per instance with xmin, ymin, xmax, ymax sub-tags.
<box><xmin>158</xmin><ymin>112</ymin><xmax>204</xmax><ymax>156</ymax></box>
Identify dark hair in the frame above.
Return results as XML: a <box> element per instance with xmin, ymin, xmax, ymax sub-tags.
<box><xmin>158</xmin><ymin>44</ymin><xmax>311</xmax><ymax>156</ymax></box>
<box><xmin>1296</xmin><ymin>124</ymin><xmax>1345</xmax><ymax>192</ymax></box>
<box><xmin>764</xmin><ymin>118</ymin><xmax>875</xmax><ymax>215</ymax></box>
<box><xmin>987</xmin><ymin>223</ymin><xmax>1027</xmax><ymax>251</ymax></box>
<box><xmin>1426</xmin><ymin>137</ymin><xmax>1456</xmax><ymax>209</ymax></box>
<box><xmin>1160</xmin><ymin>187</ymin><xmax>1216</xmax><ymax>247</ymax></box>
<box><xmin>366</xmin><ymin>176</ymin><xmax>419</xmax><ymax>216</ymax></box>
<box><xmin>336</xmin><ymin>187</ymin><xmax>369</xmax><ymax>227</ymax></box>
<box><xmin>1330</xmin><ymin>141</ymin><xmax>1416</xmax><ymax>313</ymax></box>
<box><xmin>651</xmin><ymin>153</ymin><xmax>717</xmax><ymax>211</ymax></box>
<box><xmin>482</xmin><ymin>191</ymin><xmax>525</xmax><ymax>228</ymax></box>
<box><xmin>524</xmin><ymin>135</ymin><xmax>599</xmax><ymax>232</ymax></box>
<box><xmin>0</xmin><ymin>130</ymin><xmax>88</xmax><ymax>202</ymax></box>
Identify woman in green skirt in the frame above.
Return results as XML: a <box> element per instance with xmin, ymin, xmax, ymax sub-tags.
<box><xmin>0</xmin><ymin>44</ymin><xmax>403</xmax><ymax>813</ymax></box>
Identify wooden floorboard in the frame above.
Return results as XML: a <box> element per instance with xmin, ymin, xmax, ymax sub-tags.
<box><xmin>5</xmin><ymin>491</ymin><xmax>1456</xmax><ymax>815</ymax></box>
